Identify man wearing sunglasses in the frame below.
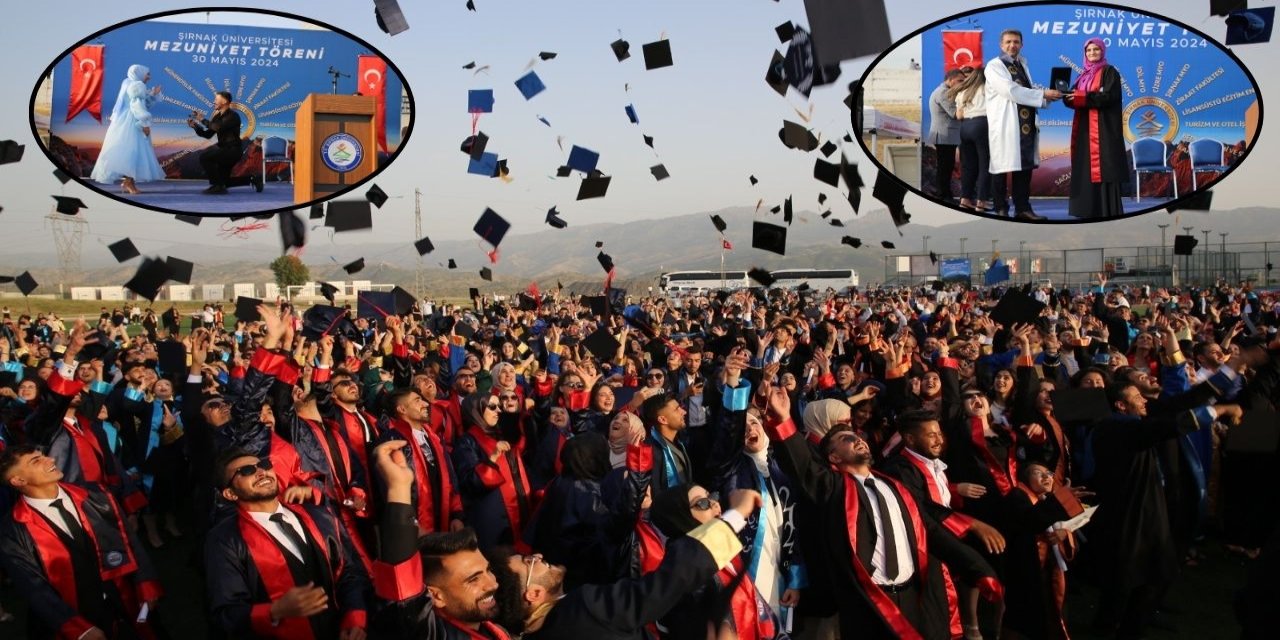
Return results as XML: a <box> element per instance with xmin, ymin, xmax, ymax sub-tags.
<box><xmin>204</xmin><ymin>447</ymin><xmax>371</xmax><ymax>640</ymax></box>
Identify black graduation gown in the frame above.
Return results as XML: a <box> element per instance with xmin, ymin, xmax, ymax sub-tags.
<box><xmin>1066</xmin><ymin>66</ymin><xmax>1126</xmax><ymax>219</ymax></box>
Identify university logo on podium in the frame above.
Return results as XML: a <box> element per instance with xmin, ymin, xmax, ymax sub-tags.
<box><xmin>321</xmin><ymin>132</ymin><xmax>363</xmax><ymax>172</ymax></box>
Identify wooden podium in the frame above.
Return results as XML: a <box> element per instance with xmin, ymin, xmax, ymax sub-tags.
<box><xmin>295</xmin><ymin>94</ymin><xmax>378</xmax><ymax>203</ymax></box>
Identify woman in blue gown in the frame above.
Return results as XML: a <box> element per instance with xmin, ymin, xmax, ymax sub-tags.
<box><xmin>89</xmin><ymin>64</ymin><xmax>165</xmax><ymax>194</ymax></box>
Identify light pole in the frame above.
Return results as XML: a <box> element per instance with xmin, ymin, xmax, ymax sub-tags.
<box><xmin>1201</xmin><ymin>229</ymin><xmax>1212</xmax><ymax>285</ymax></box>
<box><xmin>923</xmin><ymin>235</ymin><xmax>931</xmax><ymax>254</ymax></box>
<box><xmin>1019</xmin><ymin>241</ymin><xmax>1027</xmax><ymax>283</ymax></box>
<box><xmin>1220</xmin><ymin>232</ymin><xmax>1229</xmax><ymax>282</ymax></box>
<box><xmin>1181</xmin><ymin>226</ymin><xmax>1194</xmax><ymax>286</ymax></box>
<box><xmin>1157</xmin><ymin>223</ymin><xmax>1169</xmax><ymax>268</ymax></box>
<box><xmin>960</xmin><ymin>237</ymin><xmax>968</xmax><ymax>255</ymax></box>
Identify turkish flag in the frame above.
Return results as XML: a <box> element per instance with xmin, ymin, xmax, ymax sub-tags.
<box><xmin>67</xmin><ymin>44</ymin><xmax>104</xmax><ymax>123</ymax></box>
<box><xmin>722</xmin><ymin>239</ymin><xmax>733</xmax><ymax>251</ymax></box>
<box><xmin>357</xmin><ymin>55</ymin><xmax>388</xmax><ymax>153</ymax></box>
<box><xmin>942</xmin><ymin>30</ymin><xmax>982</xmax><ymax>73</ymax></box>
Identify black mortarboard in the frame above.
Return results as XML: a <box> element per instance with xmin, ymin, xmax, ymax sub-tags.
<box><xmin>776</xmin><ymin>21</ymin><xmax>796</xmax><ymax>42</ymax></box>
<box><xmin>1225</xmin><ymin>406</ymin><xmax>1280</xmax><ymax>453</ymax></box>
<box><xmin>770</xmin><ymin>205</ymin><xmax>781</xmax><ymax>214</ymax></box>
<box><xmin>53</xmin><ymin>168</ymin><xmax>71</xmax><ymax>185</ymax></box>
<box><xmin>595</xmin><ymin>241</ymin><xmax>605</xmax><ymax>249</ymax></box>
<box><xmin>176</xmin><ymin>214</ymin><xmax>203</xmax><ymax>225</ymax></box>
<box><xmin>468</xmin><ymin>287</ymin><xmax>480</xmax><ymax>300</ymax></box>
<box><xmin>642</xmin><ymin>134</ymin><xmax>655</xmax><ymax>148</ymax></box>
<box><xmin>319</xmin><ymin>281</ymin><xmax>339</xmax><ymax>304</ymax></box>
<box><xmin>447</xmin><ymin>259</ymin><xmax>458</xmax><ymax>269</ymax></box>
<box><xmin>752</xmin><ymin>221</ymin><xmax>787</xmax><ymax>255</ymax></box>
<box><xmin>842</xmin><ymin>236</ymin><xmax>862</xmax><ymax>249</ymax></box>
<box><xmin>710</xmin><ymin>214</ymin><xmax>727</xmax><ymax>233</ymax></box>
<box><xmin>749</xmin><ymin>175</ymin><xmax>759</xmax><ymax>186</ymax></box>
<box><xmin>0</xmin><ymin>140</ymin><xmax>25</xmax><ymax>165</ymax></box>
<box><xmin>302</xmin><ymin>304</ymin><xmax>357</xmax><ymax>340</ymax></box>
<box><xmin>373</xmin><ymin>0</ymin><xmax>410</xmax><ymax>34</ymax></box>
<box><xmin>780</xmin><ymin>120</ymin><xmax>819</xmax><ymax>151</ymax></box>
<box><xmin>1226</xmin><ymin>7</ymin><xmax>1275</xmax><ymax>44</ymax></box>
<box><xmin>1211</xmin><ymin>0</ymin><xmax>1248</xmax><ymax>17</ymax></box>
<box><xmin>748</xmin><ymin>267</ymin><xmax>776</xmax><ymax>287</ymax></box>
<box><xmin>473</xmin><ymin>208</ymin><xmax>510</xmax><ymax>248</ymax></box>
<box><xmin>650</xmin><ymin>164</ymin><xmax>669</xmax><ymax>181</ymax></box>
<box><xmin>818</xmin><ymin>193</ymin><xmax>828</xmax><ymax>205</ymax></box>
<box><xmin>989</xmin><ymin>289</ymin><xmax>1047</xmax><ymax>327</ymax></box>
<box><xmin>462</xmin><ymin>61</ymin><xmax>476</xmax><ymax>69</ymax></box>
<box><xmin>540</xmin><ymin>51</ymin><xmax>557</xmax><ymax>60</ymax></box>
<box><xmin>765</xmin><ymin>50</ymin><xmax>788</xmax><ymax>96</ymax></box>
<box><xmin>577</xmin><ymin>175</ymin><xmax>611</xmax><ymax>200</ymax></box>
<box><xmin>804</xmin><ymin>0</ymin><xmax>891</xmax><ymax>67</ymax></box>
<box><xmin>582</xmin><ymin>327</ymin><xmax>622</xmax><ymax>361</ymax></box>
<box><xmin>366</xmin><ymin>184</ymin><xmax>389</xmax><ymax>208</ymax></box>
<box><xmin>821</xmin><ymin>210</ymin><xmax>832</xmax><ymax>218</ymax></box>
<box><xmin>107</xmin><ymin>238</ymin><xmax>139</xmax><ymax>263</ymax></box>
<box><xmin>829</xmin><ymin>217</ymin><xmax>845</xmax><ymax>227</ymax></box>
<box><xmin>479</xmin><ymin>267</ymin><xmax>493</xmax><ymax>281</ymax></box>
<box><xmin>391</xmin><ymin>286</ymin><xmax>416</xmax><ymax>315</ymax></box>
<box><xmin>642</xmin><ymin>39</ymin><xmax>673</xmax><ymax>69</ymax></box>
<box><xmin>1167</xmin><ymin>189</ymin><xmax>1213</xmax><ymax>212</ymax></box>
<box><xmin>1174</xmin><ymin>235</ymin><xmax>1198</xmax><ymax>256</ymax></box>
<box><xmin>814</xmin><ymin>158</ymin><xmax>840</xmax><ymax>187</ymax></box>
<box><xmin>414</xmin><ymin>236</ymin><xmax>435</xmax><ymax>255</ymax></box>
<box><xmin>555</xmin><ymin>165</ymin><xmax>573</xmax><ymax>177</ymax></box>
<box><xmin>14</xmin><ymin>271</ymin><xmax>37</xmax><ymax>296</ymax></box>
<box><xmin>840</xmin><ymin>154</ymin><xmax>864</xmax><ymax>212</ymax></box>
<box><xmin>880</xmin><ymin>241</ymin><xmax>896</xmax><ymax>249</ymax></box>
<box><xmin>820</xmin><ymin>140</ymin><xmax>838</xmax><ymax>157</ymax></box>
<box><xmin>357</xmin><ymin>291</ymin><xmax>397</xmax><ymax>323</ymax></box>
<box><xmin>584</xmin><ymin>295</ymin><xmax>609</xmax><ymax>318</ymax></box>
<box><xmin>326</xmin><ymin>200</ymin><xmax>374</xmax><ymax>232</ymax></box>
<box><xmin>123</xmin><ymin>258</ymin><xmax>169</xmax><ymax>301</ymax></box>
<box><xmin>1050</xmin><ymin>388</ymin><xmax>1112</xmax><ymax>423</ymax></box>
<box><xmin>611</xmin><ymin>38</ymin><xmax>631</xmax><ymax>61</ymax></box>
<box><xmin>462</xmin><ymin>132</ymin><xmax>489</xmax><ymax>161</ymax></box>
<box><xmin>344</xmin><ymin>258</ymin><xmax>366</xmax><ymax>274</ymax></box>
<box><xmin>52</xmin><ymin>196</ymin><xmax>87</xmax><ymax>215</ymax></box>
<box><xmin>234</xmin><ymin>296</ymin><xmax>263</xmax><ymax>322</ymax></box>
<box><xmin>784</xmin><ymin>195</ymin><xmax>794</xmax><ymax>225</ymax></box>
<box><xmin>597</xmin><ymin>251</ymin><xmax>615</xmax><ymax>274</ymax></box>
<box><xmin>279</xmin><ymin>210</ymin><xmax>306</xmax><ymax>252</ymax></box>
<box><xmin>308</xmin><ymin>204</ymin><xmax>325</xmax><ymax>220</ymax></box>
<box><xmin>466</xmin><ymin>0</ymin><xmax>476</xmax><ymax>11</ymax></box>
<box><xmin>165</xmin><ymin>256</ymin><xmax>193</xmax><ymax>285</ymax></box>
<box><xmin>156</xmin><ymin>341</ymin><xmax>186</xmax><ymax>375</ymax></box>
<box><xmin>873</xmin><ymin>170</ymin><xmax>910</xmax><ymax>226</ymax></box>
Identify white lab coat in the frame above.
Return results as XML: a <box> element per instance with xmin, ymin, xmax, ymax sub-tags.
<box><xmin>984</xmin><ymin>55</ymin><xmax>1046</xmax><ymax>174</ymax></box>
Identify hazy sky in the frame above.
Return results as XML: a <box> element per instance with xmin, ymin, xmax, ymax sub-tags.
<box><xmin>0</xmin><ymin>0</ymin><xmax>1274</xmax><ymax>265</ymax></box>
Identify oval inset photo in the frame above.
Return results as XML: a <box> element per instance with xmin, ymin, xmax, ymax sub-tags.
<box><xmin>856</xmin><ymin>1</ymin><xmax>1262</xmax><ymax>223</ymax></box>
<box><xmin>30</xmin><ymin>7</ymin><xmax>413</xmax><ymax>217</ymax></box>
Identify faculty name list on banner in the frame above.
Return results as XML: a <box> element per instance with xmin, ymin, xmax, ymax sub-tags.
<box><xmin>47</xmin><ymin>20</ymin><xmax>403</xmax><ymax>179</ymax></box>
<box><xmin>921</xmin><ymin>5</ymin><xmax>1256</xmax><ymax>197</ymax></box>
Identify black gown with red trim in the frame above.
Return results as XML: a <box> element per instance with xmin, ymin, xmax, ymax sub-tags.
<box><xmin>1065</xmin><ymin>65</ymin><xmax>1127</xmax><ymax>219</ymax></box>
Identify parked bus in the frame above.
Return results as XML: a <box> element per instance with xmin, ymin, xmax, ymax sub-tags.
<box><xmin>659</xmin><ymin>268</ymin><xmax>858</xmax><ymax>293</ymax></box>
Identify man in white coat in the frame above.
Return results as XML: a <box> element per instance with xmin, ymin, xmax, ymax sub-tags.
<box><xmin>984</xmin><ymin>29</ymin><xmax>1064</xmax><ymax>221</ymax></box>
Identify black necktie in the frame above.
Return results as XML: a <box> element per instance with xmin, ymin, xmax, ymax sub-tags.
<box><xmin>319</xmin><ymin>426</ymin><xmax>348</xmax><ymax>486</ymax></box>
<box><xmin>269</xmin><ymin>513</ymin><xmax>310</xmax><ymax>564</ymax></box>
<box><xmin>50</xmin><ymin>498</ymin><xmax>89</xmax><ymax>546</ymax></box>
<box><xmin>866</xmin><ymin>478</ymin><xmax>900</xmax><ymax>582</ymax></box>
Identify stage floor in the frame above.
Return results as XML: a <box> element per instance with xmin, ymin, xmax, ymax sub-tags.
<box><xmin>124</xmin><ymin>178</ymin><xmax>296</xmax><ymax>215</ymax></box>
<box><xmin>959</xmin><ymin>196</ymin><xmax>1175</xmax><ymax>222</ymax></box>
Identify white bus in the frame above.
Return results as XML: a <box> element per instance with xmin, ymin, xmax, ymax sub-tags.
<box><xmin>769</xmin><ymin>268</ymin><xmax>860</xmax><ymax>291</ymax></box>
<box><xmin>659</xmin><ymin>268</ymin><xmax>858</xmax><ymax>293</ymax></box>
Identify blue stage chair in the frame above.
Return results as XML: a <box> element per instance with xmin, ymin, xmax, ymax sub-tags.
<box><xmin>262</xmin><ymin>136</ymin><xmax>293</xmax><ymax>184</ymax></box>
<box><xmin>1132</xmin><ymin>137</ymin><xmax>1176</xmax><ymax>202</ymax></box>
<box><xmin>1189</xmin><ymin>138</ymin><xmax>1229</xmax><ymax>191</ymax></box>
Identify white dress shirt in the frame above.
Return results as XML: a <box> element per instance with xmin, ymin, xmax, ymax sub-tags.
<box><xmin>852</xmin><ymin>473</ymin><xmax>915</xmax><ymax>585</ymax></box>
<box><xmin>905</xmin><ymin>447</ymin><xmax>952</xmax><ymax>507</ymax></box>
<box><xmin>24</xmin><ymin>487</ymin><xmax>78</xmax><ymax>537</ymax></box>
<box><xmin>248</xmin><ymin>505</ymin><xmax>308</xmax><ymax>562</ymax></box>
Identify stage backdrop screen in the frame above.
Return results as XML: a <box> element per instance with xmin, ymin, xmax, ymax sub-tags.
<box><xmin>920</xmin><ymin>5</ymin><xmax>1255</xmax><ymax>196</ymax></box>
<box><xmin>47</xmin><ymin>19</ymin><xmax>405</xmax><ymax>179</ymax></box>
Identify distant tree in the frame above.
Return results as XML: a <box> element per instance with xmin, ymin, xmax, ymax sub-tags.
<box><xmin>270</xmin><ymin>255</ymin><xmax>310</xmax><ymax>290</ymax></box>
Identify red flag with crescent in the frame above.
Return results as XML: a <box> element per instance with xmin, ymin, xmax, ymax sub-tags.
<box><xmin>357</xmin><ymin>54</ymin><xmax>388</xmax><ymax>153</ymax></box>
<box><xmin>67</xmin><ymin>44</ymin><xmax>104</xmax><ymax>123</ymax></box>
<box><xmin>942</xmin><ymin>30</ymin><xmax>982</xmax><ymax>73</ymax></box>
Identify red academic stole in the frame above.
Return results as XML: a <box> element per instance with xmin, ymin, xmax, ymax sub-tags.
<box><xmin>64</xmin><ymin>416</ymin><xmax>111</xmax><ymax>487</ymax></box>
<box><xmin>336</xmin><ymin>407</ymin><xmax>376</xmax><ymax>475</ymax></box>
<box><xmin>1068</xmin><ymin>66</ymin><xmax>1106</xmax><ymax>183</ymax></box>
<box><xmin>967</xmin><ymin>417</ymin><xmax>1017</xmax><ymax>496</ymax></box>
<box><xmin>301</xmin><ymin>417</ymin><xmax>372</xmax><ymax>574</ymax></box>
<box><xmin>1042</xmin><ymin>412</ymin><xmax>1071</xmax><ymax>487</ymax></box>
<box><xmin>438</xmin><ymin>613</ymin><xmax>511</xmax><ymax>639</ymax></box>
<box><xmin>842</xmin><ymin>472</ymin><xmax>930</xmax><ymax>640</ymax></box>
<box><xmin>716</xmin><ymin>557</ymin><xmax>776</xmax><ymax>640</ymax></box>
<box><xmin>466</xmin><ymin>425</ymin><xmax>534</xmax><ymax>553</ymax></box>
<box><xmin>897</xmin><ymin>454</ymin><xmax>967</xmax><ymax>639</ymax></box>
<box><xmin>388</xmin><ymin>418</ymin><xmax>455</xmax><ymax>533</ymax></box>
<box><xmin>357</xmin><ymin>55</ymin><xmax>388</xmax><ymax>153</ymax></box>
<box><xmin>67</xmin><ymin>44</ymin><xmax>104</xmax><ymax>123</ymax></box>
<box><xmin>237</xmin><ymin>505</ymin><xmax>345</xmax><ymax>639</ymax></box>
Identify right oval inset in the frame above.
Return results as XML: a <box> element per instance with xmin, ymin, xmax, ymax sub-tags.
<box><xmin>857</xmin><ymin>1</ymin><xmax>1263</xmax><ymax>223</ymax></box>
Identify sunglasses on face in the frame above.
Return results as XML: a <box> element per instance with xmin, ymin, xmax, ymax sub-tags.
<box><xmin>499</xmin><ymin>394</ymin><xmax>518</xmax><ymax>401</ymax></box>
<box><xmin>204</xmin><ymin>400</ymin><xmax>229</xmax><ymax>411</ymax></box>
<box><xmin>485</xmin><ymin>402</ymin><xmax>501</xmax><ymax>411</ymax></box>
<box><xmin>562</xmin><ymin>381</ymin><xmax>585</xmax><ymax>389</ymax></box>
<box><xmin>647</xmin><ymin>372</ymin><xmax>665</xmax><ymax>379</ymax></box>
<box><xmin>227</xmin><ymin>459</ymin><xmax>273</xmax><ymax>486</ymax></box>
<box><xmin>690</xmin><ymin>492</ymin><xmax>720</xmax><ymax>511</ymax></box>
<box><xmin>334</xmin><ymin>379</ymin><xmax>358</xmax><ymax>388</ymax></box>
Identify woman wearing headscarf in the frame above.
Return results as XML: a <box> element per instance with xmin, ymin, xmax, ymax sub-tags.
<box><xmin>89</xmin><ymin>64</ymin><xmax>165</xmax><ymax>195</ymax></box>
<box><xmin>452</xmin><ymin>392</ymin><xmax>536</xmax><ymax>551</ymax></box>
<box><xmin>1063</xmin><ymin>38</ymin><xmax>1127</xmax><ymax>219</ymax></box>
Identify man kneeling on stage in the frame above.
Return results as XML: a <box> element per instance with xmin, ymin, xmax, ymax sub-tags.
<box><xmin>187</xmin><ymin>91</ymin><xmax>262</xmax><ymax>196</ymax></box>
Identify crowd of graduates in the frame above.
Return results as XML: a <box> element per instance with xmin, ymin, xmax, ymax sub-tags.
<box><xmin>0</xmin><ymin>275</ymin><xmax>1278</xmax><ymax>639</ymax></box>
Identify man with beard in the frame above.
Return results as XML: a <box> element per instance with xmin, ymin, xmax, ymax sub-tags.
<box><xmin>373</xmin><ymin>389</ymin><xmax>464</xmax><ymax>536</ymax></box>
<box><xmin>438</xmin><ymin>367</ymin><xmax>478</xmax><ymax>449</ymax></box>
<box><xmin>315</xmin><ymin>335</ymin><xmax>380</xmax><ymax>483</ymax></box>
<box><xmin>204</xmin><ymin>448</ymin><xmax>371</xmax><ymax>639</ymax></box>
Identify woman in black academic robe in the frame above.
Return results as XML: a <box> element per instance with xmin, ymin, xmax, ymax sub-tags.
<box><xmin>1065</xmin><ymin>38</ymin><xmax>1127</xmax><ymax>219</ymax></box>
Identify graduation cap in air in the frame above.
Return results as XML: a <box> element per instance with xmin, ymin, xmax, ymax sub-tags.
<box><xmin>818</xmin><ymin>193</ymin><xmax>828</xmax><ymax>205</ymax></box>
<box><xmin>709</xmin><ymin>214</ymin><xmax>727</xmax><ymax>233</ymax></box>
<box><xmin>749</xmin><ymin>175</ymin><xmax>759</xmax><ymax>186</ymax></box>
<box><xmin>577</xmin><ymin>175</ymin><xmax>611</xmax><ymax>200</ymax></box>
<box><xmin>326</xmin><ymin>200</ymin><xmax>374</xmax><ymax>232</ymax></box>
<box><xmin>803</xmin><ymin>0</ymin><xmax>891</xmax><ymax>71</ymax></box>
<box><xmin>765</xmin><ymin>50</ymin><xmax>788</xmax><ymax>96</ymax></box>
<box><xmin>842</xmin><ymin>236</ymin><xmax>863</xmax><ymax>249</ymax></box>
<box><xmin>625</xmin><ymin>104</ymin><xmax>639</xmax><ymax>124</ymax></box>
<box><xmin>539</xmin><ymin>51</ymin><xmax>557</xmax><ymax>60</ymax></box>
<box><xmin>0</xmin><ymin>140</ymin><xmax>24</xmax><ymax>165</ymax></box>
<box><xmin>748</xmin><ymin>267</ymin><xmax>776</xmax><ymax>287</ymax></box>
<box><xmin>319</xmin><ymin>281</ymin><xmax>340</xmax><ymax>304</ymax></box>
<box><xmin>611</xmin><ymin>38</ymin><xmax>631</xmax><ymax>61</ymax></box>
<box><xmin>989</xmin><ymin>289</ymin><xmax>1047</xmax><ymax>327</ymax></box>
<box><xmin>814</xmin><ymin>158</ymin><xmax>840</xmax><ymax>187</ymax></box>
<box><xmin>880</xmin><ymin>241</ymin><xmax>896</xmax><ymax>250</ymax></box>
<box><xmin>366</xmin><ymin>184</ymin><xmax>389</xmax><ymax>209</ymax></box>
<box><xmin>820</xmin><ymin>141</ymin><xmax>838</xmax><ymax>157</ymax></box>
<box><xmin>121</xmin><ymin>258</ymin><xmax>169</xmax><ymax>301</ymax></box>
<box><xmin>344</xmin><ymin>258</ymin><xmax>366</xmax><ymax>274</ymax></box>
<box><xmin>468</xmin><ymin>89</ymin><xmax>495</xmax><ymax>113</ymax></box>
<box><xmin>13</xmin><ymin>271</ymin><xmax>37</xmax><ymax>296</ymax></box>
<box><xmin>582</xmin><ymin>327</ymin><xmax>622</xmax><ymax>361</ymax></box>
<box><xmin>783</xmin><ymin>195</ymin><xmax>794</xmax><ymax>225</ymax></box>
<box><xmin>780</xmin><ymin>120</ymin><xmax>820</xmax><ymax>151</ymax></box>
<box><xmin>1167</xmin><ymin>189</ymin><xmax>1213</xmax><ymax>212</ymax></box>
<box><xmin>356</xmin><ymin>291</ymin><xmax>397</xmax><ymax>325</ymax></box>
<box><xmin>752</xmin><ymin>221</ymin><xmax>787</xmax><ymax>256</ymax></box>
<box><xmin>390</xmin><ymin>286</ymin><xmax>416</xmax><ymax>315</ymax></box>
<box><xmin>514</xmin><ymin>71</ymin><xmax>546</xmax><ymax>100</ymax></box>
<box><xmin>52</xmin><ymin>196</ymin><xmax>87</xmax><ymax>215</ymax></box>
<box><xmin>543</xmin><ymin>206</ymin><xmax>567</xmax><ymax>229</ymax></box>
<box><xmin>308</xmin><ymin>204</ymin><xmax>325</xmax><ymax>220</ymax></box>
<box><xmin>642</xmin><ymin>39</ymin><xmax>673</xmax><ymax>69</ymax></box>
<box><xmin>279</xmin><ymin>210</ymin><xmax>306</xmax><ymax>252</ymax></box>
<box><xmin>650</xmin><ymin>164</ymin><xmax>669</xmax><ymax>181</ymax></box>
<box><xmin>468</xmin><ymin>152</ymin><xmax>499</xmax><ymax>177</ymax></box>
<box><xmin>176</xmin><ymin>214</ymin><xmax>203</xmax><ymax>226</ymax></box>
<box><xmin>566</xmin><ymin>146</ymin><xmax>600</xmax><ymax>174</ymax></box>
<box><xmin>776</xmin><ymin>21</ymin><xmax>796</xmax><ymax>42</ymax></box>
<box><xmin>463</xmin><ymin>61</ymin><xmax>476</xmax><ymax>69</ymax></box>
<box><xmin>165</xmin><ymin>256</ymin><xmax>193</xmax><ymax>285</ymax></box>
<box><xmin>583</xmin><ymin>295</ymin><xmax>609</xmax><ymax>319</ymax></box>
<box><xmin>473</xmin><ymin>208</ymin><xmax>510</xmax><ymax>249</ymax></box>
<box><xmin>597</xmin><ymin>251</ymin><xmax>616</xmax><ymax>275</ymax></box>
<box><xmin>107</xmin><ymin>238</ymin><xmax>139</xmax><ymax>263</ymax></box>
<box><xmin>466</xmin><ymin>0</ymin><xmax>476</xmax><ymax>11</ymax></box>
<box><xmin>1174</xmin><ymin>235</ymin><xmax>1199</xmax><ymax>256</ymax></box>
<box><xmin>462</xmin><ymin>132</ymin><xmax>489</xmax><ymax>160</ymax></box>
<box><xmin>595</xmin><ymin>241</ymin><xmax>605</xmax><ymax>248</ymax></box>
<box><xmin>52</xmin><ymin>168</ymin><xmax>72</xmax><ymax>185</ymax></box>
<box><xmin>829</xmin><ymin>218</ymin><xmax>845</xmax><ymax>227</ymax></box>
<box><xmin>930</xmin><ymin>251</ymin><xmax>939</xmax><ymax>265</ymax></box>
<box><xmin>468</xmin><ymin>287</ymin><xmax>480</xmax><ymax>300</ymax></box>
<box><xmin>642</xmin><ymin>134</ymin><xmax>655</xmax><ymax>148</ymax></box>
<box><xmin>840</xmin><ymin>154</ymin><xmax>865</xmax><ymax>213</ymax></box>
<box><xmin>769</xmin><ymin>205</ymin><xmax>781</xmax><ymax>215</ymax></box>
<box><xmin>554</xmin><ymin>165</ymin><xmax>573</xmax><ymax>178</ymax></box>
<box><xmin>302</xmin><ymin>304</ymin><xmax>359</xmax><ymax>341</ymax></box>
<box><xmin>873</xmin><ymin>170</ymin><xmax>910</xmax><ymax>226</ymax></box>
<box><xmin>414</xmin><ymin>236</ymin><xmax>435</xmax><ymax>255</ymax></box>
<box><xmin>156</xmin><ymin>341</ymin><xmax>187</xmax><ymax>375</ymax></box>
<box><xmin>373</xmin><ymin>0</ymin><xmax>409</xmax><ymax>35</ymax></box>
<box><xmin>1211</xmin><ymin>0</ymin><xmax>1249</xmax><ymax>17</ymax></box>
<box><xmin>479</xmin><ymin>267</ymin><xmax>493</xmax><ymax>281</ymax></box>
<box><xmin>447</xmin><ymin>259</ymin><xmax>458</xmax><ymax>269</ymax></box>
<box><xmin>1226</xmin><ymin>7</ymin><xmax>1275</xmax><ymax>44</ymax></box>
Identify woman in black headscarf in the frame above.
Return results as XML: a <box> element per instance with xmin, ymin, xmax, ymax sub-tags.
<box><xmin>452</xmin><ymin>392</ymin><xmax>536</xmax><ymax>551</ymax></box>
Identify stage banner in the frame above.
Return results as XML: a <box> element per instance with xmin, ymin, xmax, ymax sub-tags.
<box><xmin>921</xmin><ymin>6</ymin><xmax>1255</xmax><ymax>196</ymax></box>
<box><xmin>940</xmin><ymin>257</ymin><xmax>972</xmax><ymax>279</ymax></box>
<box><xmin>47</xmin><ymin>20</ymin><xmax>403</xmax><ymax>180</ymax></box>
<box><xmin>357</xmin><ymin>54</ymin><xmax>388</xmax><ymax>153</ymax></box>
<box><xmin>67</xmin><ymin>44</ymin><xmax>105</xmax><ymax>123</ymax></box>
